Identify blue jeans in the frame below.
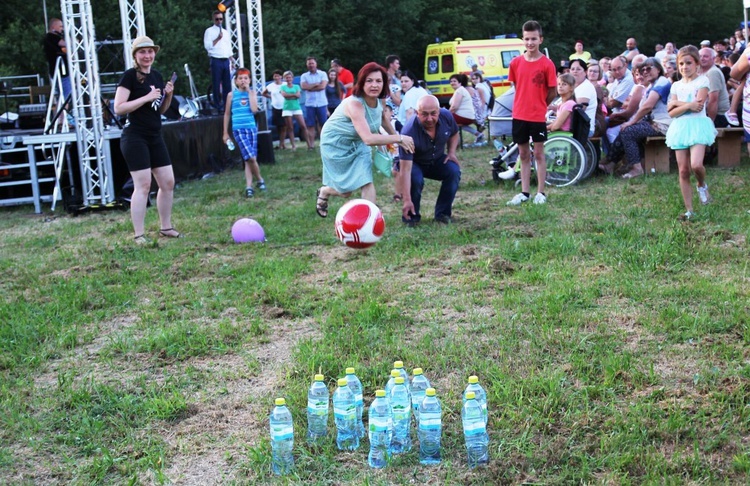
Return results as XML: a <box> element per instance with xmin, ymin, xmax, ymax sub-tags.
<box><xmin>305</xmin><ymin>105</ymin><xmax>328</xmax><ymax>127</ymax></box>
<box><xmin>210</xmin><ymin>57</ymin><xmax>231</xmax><ymax>112</ymax></box>
<box><xmin>404</xmin><ymin>159</ymin><xmax>461</xmax><ymax>222</ymax></box>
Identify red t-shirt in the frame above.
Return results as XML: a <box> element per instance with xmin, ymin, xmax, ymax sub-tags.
<box><xmin>508</xmin><ymin>55</ymin><xmax>557</xmax><ymax>122</ymax></box>
<box><xmin>338</xmin><ymin>68</ymin><xmax>354</xmax><ymax>97</ymax></box>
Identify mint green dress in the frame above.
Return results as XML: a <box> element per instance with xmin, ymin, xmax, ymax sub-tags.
<box><xmin>321</xmin><ymin>96</ymin><xmax>382</xmax><ymax>193</ymax></box>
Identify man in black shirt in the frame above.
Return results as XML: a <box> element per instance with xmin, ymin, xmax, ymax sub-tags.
<box><xmin>42</xmin><ymin>18</ymin><xmax>71</xmax><ymax>101</ymax></box>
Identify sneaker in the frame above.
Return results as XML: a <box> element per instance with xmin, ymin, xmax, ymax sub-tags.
<box><xmin>680</xmin><ymin>211</ymin><xmax>695</xmax><ymax>221</ymax></box>
<box><xmin>245</xmin><ymin>187</ymin><xmax>254</xmax><ymax>198</ymax></box>
<box><xmin>725</xmin><ymin>111</ymin><xmax>740</xmax><ymax>126</ymax></box>
<box><xmin>256</xmin><ymin>180</ymin><xmax>267</xmax><ymax>191</ymax></box>
<box><xmin>498</xmin><ymin>167</ymin><xmax>517</xmax><ymax>180</ymax></box>
<box><xmin>697</xmin><ymin>184</ymin><xmax>712</xmax><ymax>205</ymax></box>
<box><xmin>507</xmin><ymin>193</ymin><xmax>529</xmax><ymax>206</ymax></box>
<box><xmin>475</xmin><ymin>133</ymin><xmax>485</xmax><ymax>144</ymax></box>
<box><xmin>533</xmin><ymin>193</ymin><xmax>547</xmax><ymax>205</ymax></box>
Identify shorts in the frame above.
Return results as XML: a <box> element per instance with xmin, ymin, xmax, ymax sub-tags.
<box><xmin>120</xmin><ymin>128</ymin><xmax>171</xmax><ymax>172</ymax></box>
<box><xmin>512</xmin><ymin>119</ymin><xmax>548</xmax><ymax>144</ymax></box>
<box><xmin>272</xmin><ymin>107</ymin><xmax>284</xmax><ymax>128</ymax></box>
<box><xmin>452</xmin><ymin>113</ymin><xmax>475</xmax><ymax>126</ymax></box>
<box><xmin>305</xmin><ymin>105</ymin><xmax>328</xmax><ymax>126</ymax></box>
<box><xmin>282</xmin><ymin>109</ymin><xmax>303</xmax><ymax>117</ymax></box>
<box><xmin>233</xmin><ymin>127</ymin><xmax>258</xmax><ymax>160</ymax></box>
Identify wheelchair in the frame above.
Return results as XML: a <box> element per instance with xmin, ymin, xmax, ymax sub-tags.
<box><xmin>488</xmin><ymin>104</ymin><xmax>599</xmax><ymax>187</ymax></box>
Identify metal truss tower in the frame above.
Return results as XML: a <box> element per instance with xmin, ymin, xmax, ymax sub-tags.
<box><xmin>226</xmin><ymin>4</ymin><xmax>245</xmax><ymax>69</ymax></box>
<box><xmin>61</xmin><ymin>0</ymin><xmax>114</xmax><ymax>207</ymax></box>
<box><xmin>118</xmin><ymin>0</ymin><xmax>146</xmax><ymax>70</ymax></box>
<box><xmin>246</xmin><ymin>0</ymin><xmax>266</xmax><ymax>107</ymax></box>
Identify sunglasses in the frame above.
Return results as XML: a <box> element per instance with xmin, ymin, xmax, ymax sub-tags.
<box><xmin>214</xmin><ymin>17</ymin><xmax>223</xmax><ymax>21</ymax></box>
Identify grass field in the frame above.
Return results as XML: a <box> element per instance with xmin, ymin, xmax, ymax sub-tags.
<box><xmin>1</xmin><ymin>143</ymin><xmax>749</xmax><ymax>485</ymax></box>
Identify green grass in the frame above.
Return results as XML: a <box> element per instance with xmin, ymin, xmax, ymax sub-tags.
<box><xmin>1</xmin><ymin>144</ymin><xmax>750</xmax><ymax>484</ymax></box>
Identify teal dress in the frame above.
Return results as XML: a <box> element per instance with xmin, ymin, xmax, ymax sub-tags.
<box><xmin>321</xmin><ymin>96</ymin><xmax>382</xmax><ymax>193</ymax></box>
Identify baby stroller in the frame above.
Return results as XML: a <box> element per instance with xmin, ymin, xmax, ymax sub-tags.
<box><xmin>488</xmin><ymin>87</ymin><xmax>521</xmax><ymax>182</ymax></box>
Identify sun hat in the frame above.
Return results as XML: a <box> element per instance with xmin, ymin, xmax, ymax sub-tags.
<box><xmin>131</xmin><ymin>36</ymin><xmax>160</xmax><ymax>58</ymax></box>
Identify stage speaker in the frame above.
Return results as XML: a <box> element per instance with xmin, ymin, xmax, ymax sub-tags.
<box><xmin>18</xmin><ymin>103</ymin><xmax>46</xmax><ymax>129</ymax></box>
<box><xmin>257</xmin><ymin>130</ymin><xmax>275</xmax><ymax>164</ymax></box>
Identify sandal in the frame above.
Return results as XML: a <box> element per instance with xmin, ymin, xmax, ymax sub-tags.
<box><xmin>134</xmin><ymin>234</ymin><xmax>149</xmax><ymax>245</ymax></box>
<box><xmin>316</xmin><ymin>188</ymin><xmax>329</xmax><ymax>218</ymax></box>
<box><xmin>159</xmin><ymin>228</ymin><xmax>183</xmax><ymax>238</ymax></box>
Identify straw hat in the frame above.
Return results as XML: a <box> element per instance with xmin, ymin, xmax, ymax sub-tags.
<box><xmin>131</xmin><ymin>36</ymin><xmax>160</xmax><ymax>58</ymax></box>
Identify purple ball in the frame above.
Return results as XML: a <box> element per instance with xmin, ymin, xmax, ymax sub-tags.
<box><xmin>232</xmin><ymin>218</ymin><xmax>265</xmax><ymax>243</ymax></box>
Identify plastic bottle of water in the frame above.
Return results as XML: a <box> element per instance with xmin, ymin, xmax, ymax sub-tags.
<box><xmin>306</xmin><ymin>374</ymin><xmax>328</xmax><ymax>444</ymax></box>
<box><xmin>410</xmin><ymin>368</ymin><xmax>430</xmax><ymax>422</ymax></box>
<box><xmin>345</xmin><ymin>367</ymin><xmax>365</xmax><ymax>438</ymax></box>
<box><xmin>226</xmin><ymin>139</ymin><xmax>235</xmax><ymax>151</ymax></box>
<box><xmin>389</xmin><ymin>376</ymin><xmax>412</xmax><ymax>454</ymax></box>
<box><xmin>418</xmin><ymin>387</ymin><xmax>441</xmax><ymax>465</ymax></box>
<box><xmin>462</xmin><ymin>391</ymin><xmax>489</xmax><ymax>468</ymax></box>
<box><xmin>393</xmin><ymin>360</ymin><xmax>411</xmax><ymax>394</ymax></box>
<box><xmin>463</xmin><ymin>375</ymin><xmax>488</xmax><ymax>425</ymax></box>
<box><xmin>332</xmin><ymin>377</ymin><xmax>359</xmax><ymax>450</ymax></box>
<box><xmin>384</xmin><ymin>369</ymin><xmax>400</xmax><ymax>398</ymax></box>
<box><xmin>368</xmin><ymin>389</ymin><xmax>392</xmax><ymax>468</ymax></box>
<box><xmin>269</xmin><ymin>397</ymin><xmax>294</xmax><ymax>475</ymax></box>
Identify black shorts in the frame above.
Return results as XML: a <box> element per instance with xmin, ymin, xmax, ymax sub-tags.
<box><xmin>512</xmin><ymin>119</ymin><xmax>548</xmax><ymax>144</ymax></box>
<box><xmin>272</xmin><ymin>108</ymin><xmax>284</xmax><ymax>129</ymax></box>
<box><xmin>120</xmin><ymin>128</ymin><xmax>171</xmax><ymax>172</ymax></box>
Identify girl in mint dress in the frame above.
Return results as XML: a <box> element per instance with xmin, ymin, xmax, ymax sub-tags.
<box><xmin>315</xmin><ymin>63</ymin><xmax>414</xmax><ymax>217</ymax></box>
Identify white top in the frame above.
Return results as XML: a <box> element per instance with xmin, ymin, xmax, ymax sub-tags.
<box><xmin>670</xmin><ymin>75</ymin><xmax>710</xmax><ymax>117</ymax></box>
<box><xmin>265</xmin><ymin>82</ymin><xmax>285</xmax><ymax>110</ymax></box>
<box><xmin>397</xmin><ymin>86</ymin><xmax>429</xmax><ymax>126</ymax></box>
<box><xmin>476</xmin><ymin>82</ymin><xmax>492</xmax><ymax>108</ymax></box>
<box><xmin>203</xmin><ymin>25</ymin><xmax>233</xmax><ymax>58</ymax></box>
<box><xmin>574</xmin><ymin>79</ymin><xmax>598</xmax><ymax>134</ymax></box>
<box><xmin>451</xmin><ymin>86</ymin><xmax>475</xmax><ymax>120</ymax></box>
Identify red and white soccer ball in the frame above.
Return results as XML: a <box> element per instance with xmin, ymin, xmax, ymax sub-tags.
<box><xmin>334</xmin><ymin>199</ymin><xmax>385</xmax><ymax>249</ymax></box>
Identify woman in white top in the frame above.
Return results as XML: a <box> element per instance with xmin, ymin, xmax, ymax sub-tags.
<box><xmin>449</xmin><ymin>73</ymin><xmax>483</xmax><ymax>141</ymax></box>
<box><xmin>396</xmin><ymin>70</ymin><xmax>429</xmax><ymax>128</ymax></box>
<box><xmin>471</xmin><ymin>72</ymin><xmax>491</xmax><ymax>125</ymax></box>
<box><xmin>568</xmin><ymin>58</ymin><xmax>598</xmax><ymax>136</ymax></box>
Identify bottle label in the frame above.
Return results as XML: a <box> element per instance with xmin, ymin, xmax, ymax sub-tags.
<box><xmin>463</xmin><ymin>420</ymin><xmax>486</xmax><ymax>436</ymax></box>
<box><xmin>334</xmin><ymin>404</ymin><xmax>355</xmax><ymax>419</ymax></box>
<box><xmin>369</xmin><ymin>415</ymin><xmax>392</xmax><ymax>432</ymax></box>
<box><xmin>271</xmin><ymin>424</ymin><xmax>294</xmax><ymax>440</ymax></box>
<box><xmin>392</xmin><ymin>405</ymin><xmax>410</xmax><ymax>421</ymax></box>
<box><xmin>355</xmin><ymin>393</ymin><xmax>363</xmax><ymax>406</ymax></box>
<box><xmin>307</xmin><ymin>399</ymin><xmax>328</xmax><ymax>416</ymax></box>
<box><xmin>419</xmin><ymin>412</ymin><xmax>441</xmax><ymax>430</ymax></box>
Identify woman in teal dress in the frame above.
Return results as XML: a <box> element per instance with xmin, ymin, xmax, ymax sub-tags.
<box><xmin>316</xmin><ymin>62</ymin><xmax>415</xmax><ymax>217</ymax></box>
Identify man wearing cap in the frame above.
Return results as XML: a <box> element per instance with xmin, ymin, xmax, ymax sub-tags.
<box><xmin>699</xmin><ymin>47</ymin><xmax>731</xmax><ymax>127</ymax></box>
<box><xmin>203</xmin><ymin>10</ymin><xmax>233</xmax><ymax>114</ymax></box>
<box><xmin>330</xmin><ymin>59</ymin><xmax>354</xmax><ymax>97</ymax></box>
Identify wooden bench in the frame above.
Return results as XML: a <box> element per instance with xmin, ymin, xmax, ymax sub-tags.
<box><xmin>643</xmin><ymin>127</ymin><xmax>744</xmax><ymax>173</ymax></box>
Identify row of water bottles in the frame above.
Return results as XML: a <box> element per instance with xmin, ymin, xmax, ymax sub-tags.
<box><xmin>269</xmin><ymin>363</ymin><xmax>489</xmax><ymax>475</ymax></box>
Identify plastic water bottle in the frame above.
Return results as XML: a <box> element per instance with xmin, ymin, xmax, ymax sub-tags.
<box><xmin>306</xmin><ymin>374</ymin><xmax>329</xmax><ymax>444</ymax></box>
<box><xmin>418</xmin><ymin>387</ymin><xmax>441</xmax><ymax>465</ymax></box>
<box><xmin>384</xmin><ymin>369</ymin><xmax>400</xmax><ymax>398</ymax></box>
<box><xmin>269</xmin><ymin>397</ymin><xmax>294</xmax><ymax>475</ymax></box>
<box><xmin>393</xmin><ymin>360</ymin><xmax>411</xmax><ymax>393</ymax></box>
<box><xmin>332</xmin><ymin>377</ymin><xmax>359</xmax><ymax>450</ymax></box>
<box><xmin>410</xmin><ymin>368</ymin><xmax>430</xmax><ymax>422</ymax></box>
<box><xmin>226</xmin><ymin>139</ymin><xmax>235</xmax><ymax>151</ymax></box>
<box><xmin>368</xmin><ymin>389</ymin><xmax>392</xmax><ymax>468</ymax></box>
<box><xmin>463</xmin><ymin>375</ymin><xmax>488</xmax><ymax>425</ymax></box>
<box><xmin>462</xmin><ymin>391</ymin><xmax>489</xmax><ymax>468</ymax></box>
<box><xmin>389</xmin><ymin>376</ymin><xmax>412</xmax><ymax>454</ymax></box>
<box><xmin>345</xmin><ymin>367</ymin><xmax>365</xmax><ymax>438</ymax></box>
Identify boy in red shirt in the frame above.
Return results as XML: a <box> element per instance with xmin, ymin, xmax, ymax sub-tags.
<box><xmin>507</xmin><ymin>20</ymin><xmax>558</xmax><ymax>205</ymax></box>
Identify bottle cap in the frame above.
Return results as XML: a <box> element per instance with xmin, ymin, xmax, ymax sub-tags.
<box><xmin>426</xmin><ymin>388</ymin><xmax>436</xmax><ymax>396</ymax></box>
<box><xmin>337</xmin><ymin>378</ymin><xmax>348</xmax><ymax>386</ymax></box>
<box><xmin>346</xmin><ymin>367</ymin><xmax>355</xmax><ymax>374</ymax></box>
<box><xmin>390</xmin><ymin>369</ymin><xmax>400</xmax><ymax>377</ymax></box>
<box><xmin>275</xmin><ymin>397</ymin><xmax>286</xmax><ymax>406</ymax></box>
<box><xmin>394</xmin><ymin>360</ymin><xmax>404</xmax><ymax>369</ymax></box>
<box><xmin>466</xmin><ymin>391</ymin><xmax>475</xmax><ymax>400</ymax></box>
<box><xmin>314</xmin><ymin>374</ymin><xmax>324</xmax><ymax>381</ymax></box>
<box><xmin>376</xmin><ymin>389</ymin><xmax>386</xmax><ymax>397</ymax></box>
<box><xmin>413</xmin><ymin>368</ymin><xmax>423</xmax><ymax>375</ymax></box>
<box><xmin>468</xmin><ymin>375</ymin><xmax>479</xmax><ymax>384</ymax></box>
<box><xmin>395</xmin><ymin>377</ymin><xmax>404</xmax><ymax>384</ymax></box>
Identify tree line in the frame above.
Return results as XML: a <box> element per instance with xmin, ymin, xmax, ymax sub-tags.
<box><xmin>0</xmin><ymin>0</ymin><xmax>741</xmax><ymax>102</ymax></box>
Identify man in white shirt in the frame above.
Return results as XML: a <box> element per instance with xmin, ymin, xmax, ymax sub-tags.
<box><xmin>300</xmin><ymin>57</ymin><xmax>328</xmax><ymax>149</ymax></box>
<box><xmin>203</xmin><ymin>10</ymin><xmax>233</xmax><ymax>114</ymax></box>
